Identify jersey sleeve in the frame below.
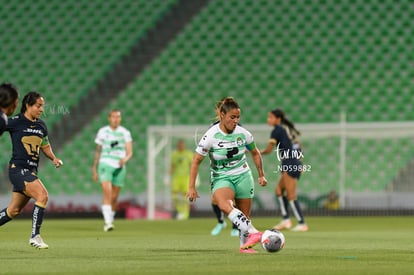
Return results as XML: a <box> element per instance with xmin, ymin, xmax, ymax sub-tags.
<box><xmin>39</xmin><ymin>120</ymin><xmax>50</xmax><ymax>147</ymax></box>
<box><xmin>94</xmin><ymin>128</ymin><xmax>104</xmax><ymax>145</ymax></box>
<box><xmin>124</xmin><ymin>129</ymin><xmax>132</xmax><ymax>143</ymax></box>
<box><xmin>195</xmin><ymin>131</ymin><xmax>212</xmax><ymax>156</ymax></box>
<box><xmin>243</xmin><ymin>128</ymin><xmax>257</xmax><ymax>151</ymax></box>
<box><xmin>269</xmin><ymin>127</ymin><xmax>282</xmax><ymax>144</ymax></box>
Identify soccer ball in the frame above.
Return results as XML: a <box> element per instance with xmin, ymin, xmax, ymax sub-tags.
<box><xmin>261</xmin><ymin>229</ymin><xmax>285</xmax><ymax>253</ymax></box>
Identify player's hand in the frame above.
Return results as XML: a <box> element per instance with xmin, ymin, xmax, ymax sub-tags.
<box><xmin>119</xmin><ymin>158</ymin><xmax>126</xmax><ymax>167</ymax></box>
<box><xmin>258</xmin><ymin>176</ymin><xmax>267</xmax><ymax>187</ymax></box>
<box><xmin>53</xmin><ymin>158</ymin><xmax>63</xmax><ymax>168</ymax></box>
<box><xmin>186</xmin><ymin>187</ymin><xmax>199</xmax><ymax>203</ymax></box>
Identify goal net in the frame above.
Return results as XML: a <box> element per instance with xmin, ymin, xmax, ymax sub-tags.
<box><xmin>146</xmin><ymin>120</ymin><xmax>414</xmax><ymax>219</ymax></box>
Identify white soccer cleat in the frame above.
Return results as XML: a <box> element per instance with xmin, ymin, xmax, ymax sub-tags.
<box><xmin>291</xmin><ymin>223</ymin><xmax>309</xmax><ymax>232</ymax></box>
<box><xmin>273</xmin><ymin>219</ymin><xmax>292</xmax><ymax>230</ymax></box>
<box><xmin>29</xmin><ymin>235</ymin><xmax>49</xmax><ymax>249</ymax></box>
<box><xmin>104</xmin><ymin>223</ymin><xmax>114</xmax><ymax>232</ymax></box>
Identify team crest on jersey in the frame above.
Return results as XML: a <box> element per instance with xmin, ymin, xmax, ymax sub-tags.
<box><xmin>236</xmin><ymin>137</ymin><xmax>244</xmax><ymax>146</ymax></box>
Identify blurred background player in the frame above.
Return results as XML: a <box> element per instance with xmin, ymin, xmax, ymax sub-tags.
<box><xmin>210</xmin><ymin>98</ymin><xmax>239</xmax><ymax>236</ymax></box>
<box><xmin>324</xmin><ymin>189</ymin><xmax>340</xmax><ymax>210</ymax></box>
<box><xmin>261</xmin><ymin>108</ymin><xmax>308</xmax><ymax>232</ymax></box>
<box><xmin>93</xmin><ymin>109</ymin><xmax>133</xmax><ymax>231</ymax></box>
<box><xmin>0</xmin><ymin>91</ymin><xmax>63</xmax><ymax>249</ymax></box>
<box><xmin>0</xmin><ymin>83</ymin><xmax>19</xmax><ymax>135</ymax></box>
<box><xmin>170</xmin><ymin>139</ymin><xmax>193</xmax><ymax>220</ymax></box>
<box><xmin>187</xmin><ymin>97</ymin><xmax>267</xmax><ymax>253</ymax></box>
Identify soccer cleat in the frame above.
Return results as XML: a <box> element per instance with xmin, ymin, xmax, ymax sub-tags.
<box><xmin>273</xmin><ymin>219</ymin><xmax>292</xmax><ymax>230</ymax></box>
<box><xmin>211</xmin><ymin>222</ymin><xmax>226</xmax><ymax>236</ymax></box>
<box><xmin>291</xmin><ymin>223</ymin><xmax>309</xmax><ymax>232</ymax></box>
<box><xmin>240</xmin><ymin>232</ymin><xmax>262</xmax><ymax>250</ymax></box>
<box><xmin>104</xmin><ymin>223</ymin><xmax>114</xmax><ymax>232</ymax></box>
<box><xmin>230</xmin><ymin>228</ymin><xmax>239</xmax><ymax>237</ymax></box>
<box><xmin>29</xmin><ymin>235</ymin><xmax>49</xmax><ymax>249</ymax></box>
<box><xmin>239</xmin><ymin>247</ymin><xmax>258</xmax><ymax>254</ymax></box>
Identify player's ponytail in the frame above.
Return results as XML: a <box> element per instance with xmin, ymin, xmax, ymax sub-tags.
<box><xmin>21</xmin><ymin>91</ymin><xmax>42</xmax><ymax>114</ymax></box>
<box><xmin>220</xmin><ymin>97</ymin><xmax>239</xmax><ymax>114</ymax></box>
<box><xmin>0</xmin><ymin>83</ymin><xmax>19</xmax><ymax>109</ymax></box>
<box><xmin>271</xmin><ymin>108</ymin><xmax>301</xmax><ymax>138</ymax></box>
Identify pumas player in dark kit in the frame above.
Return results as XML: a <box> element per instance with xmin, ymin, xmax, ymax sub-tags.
<box><xmin>0</xmin><ymin>92</ymin><xmax>63</xmax><ymax>249</ymax></box>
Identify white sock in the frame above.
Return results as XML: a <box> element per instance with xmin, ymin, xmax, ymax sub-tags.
<box><xmin>248</xmin><ymin>224</ymin><xmax>259</xmax><ymax>234</ymax></box>
<box><xmin>112</xmin><ymin>211</ymin><xmax>116</xmax><ymax>223</ymax></box>
<box><xmin>102</xmin><ymin>205</ymin><xmax>112</xmax><ymax>224</ymax></box>
<box><xmin>228</xmin><ymin>208</ymin><xmax>252</xmax><ymax>233</ymax></box>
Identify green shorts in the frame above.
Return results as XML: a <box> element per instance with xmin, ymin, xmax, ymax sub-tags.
<box><xmin>98</xmin><ymin>163</ymin><xmax>126</xmax><ymax>187</ymax></box>
<box><xmin>211</xmin><ymin>171</ymin><xmax>254</xmax><ymax>199</ymax></box>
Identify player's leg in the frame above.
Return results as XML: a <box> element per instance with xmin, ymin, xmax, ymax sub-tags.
<box><xmin>98</xmin><ymin>163</ymin><xmax>116</xmax><ymax>231</ymax></box>
<box><xmin>110</xmin><ymin>166</ymin><xmax>126</xmax><ymax>226</ymax></box>
<box><xmin>273</xmin><ymin>175</ymin><xmax>292</xmax><ymax>230</ymax></box>
<box><xmin>111</xmin><ymin>185</ymin><xmax>121</xmax><ymax>222</ymax></box>
<box><xmin>234</xmin><ymin>171</ymin><xmax>262</xmax><ymax>252</ymax></box>
<box><xmin>0</xmin><ymin>192</ymin><xmax>30</xmax><ymax>225</ymax></box>
<box><xmin>24</xmin><ymin>179</ymin><xmax>49</xmax><ymax>248</ymax></box>
<box><xmin>213</xmin><ymin>186</ymin><xmax>255</xmax><ymax>252</ymax></box>
<box><xmin>284</xmin><ymin>172</ymin><xmax>308</xmax><ymax>232</ymax></box>
<box><xmin>101</xmin><ymin>181</ymin><xmax>114</xmax><ymax>231</ymax></box>
<box><xmin>175</xmin><ymin>177</ymin><xmax>190</xmax><ymax>220</ymax></box>
<box><xmin>210</xmin><ymin>198</ymin><xmax>227</xmax><ymax>235</ymax></box>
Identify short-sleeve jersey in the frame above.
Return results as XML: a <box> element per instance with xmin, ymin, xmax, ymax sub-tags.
<box><xmin>0</xmin><ymin>111</ymin><xmax>7</xmax><ymax>136</ymax></box>
<box><xmin>7</xmin><ymin>114</ymin><xmax>49</xmax><ymax>171</ymax></box>
<box><xmin>270</xmin><ymin>124</ymin><xmax>293</xmax><ymax>153</ymax></box>
<box><xmin>270</xmin><ymin>123</ymin><xmax>302</xmax><ymax>161</ymax></box>
<box><xmin>95</xmin><ymin>125</ymin><xmax>132</xmax><ymax>168</ymax></box>
<box><xmin>171</xmin><ymin>149</ymin><xmax>193</xmax><ymax>178</ymax></box>
<box><xmin>196</xmin><ymin>124</ymin><xmax>256</xmax><ymax>180</ymax></box>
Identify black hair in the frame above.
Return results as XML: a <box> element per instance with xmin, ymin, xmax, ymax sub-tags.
<box><xmin>0</xmin><ymin>83</ymin><xmax>19</xmax><ymax>109</ymax></box>
<box><xmin>220</xmin><ymin>97</ymin><xmax>239</xmax><ymax>114</ymax></box>
<box><xmin>271</xmin><ymin>108</ymin><xmax>301</xmax><ymax>137</ymax></box>
<box><xmin>21</xmin><ymin>91</ymin><xmax>42</xmax><ymax>114</ymax></box>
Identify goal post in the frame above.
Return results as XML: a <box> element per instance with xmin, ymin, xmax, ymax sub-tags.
<box><xmin>146</xmin><ymin>121</ymin><xmax>414</xmax><ymax>219</ymax></box>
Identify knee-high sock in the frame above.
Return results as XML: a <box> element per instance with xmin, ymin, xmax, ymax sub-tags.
<box><xmin>0</xmin><ymin>208</ymin><xmax>12</xmax><ymax>226</ymax></box>
<box><xmin>31</xmin><ymin>203</ymin><xmax>45</xmax><ymax>238</ymax></box>
<box><xmin>277</xmin><ymin>196</ymin><xmax>290</xmax><ymax>219</ymax></box>
<box><xmin>102</xmin><ymin>205</ymin><xmax>113</xmax><ymax>224</ymax></box>
<box><xmin>289</xmin><ymin>200</ymin><xmax>305</xmax><ymax>224</ymax></box>
<box><xmin>228</xmin><ymin>208</ymin><xmax>253</xmax><ymax>246</ymax></box>
<box><xmin>212</xmin><ymin>204</ymin><xmax>224</xmax><ymax>223</ymax></box>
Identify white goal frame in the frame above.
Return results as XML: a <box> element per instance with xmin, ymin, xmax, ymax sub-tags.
<box><xmin>147</xmin><ymin>120</ymin><xmax>414</xmax><ymax>219</ymax></box>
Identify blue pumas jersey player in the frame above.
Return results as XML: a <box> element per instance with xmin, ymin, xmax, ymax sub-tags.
<box><xmin>0</xmin><ymin>91</ymin><xmax>63</xmax><ymax>249</ymax></box>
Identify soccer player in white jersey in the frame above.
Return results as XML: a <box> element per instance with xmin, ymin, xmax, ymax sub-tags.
<box><xmin>187</xmin><ymin>97</ymin><xmax>267</xmax><ymax>253</ymax></box>
<box><xmin>92</xmin><ymin>110</ymin><xmax>133</xmax><ymax>231</ymax></box>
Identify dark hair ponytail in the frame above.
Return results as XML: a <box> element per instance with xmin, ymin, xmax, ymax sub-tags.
<box><xmin>21</xmin><ymin>91</ymin><xmax>42</xmax><ymax>114</ymax></box>
<box><xmin>0</xmin><ymin>83</ymin><xmax>19</xmax><ymax>108</ymax></box>
<box><xmin>271</xmin><ymin>108</ymin><xmax>301</xmax><ymax>137</ymax></box>
<box><xmin>220</xmin><ymin>97</ymin><xmax>239</xmax><ymax>114</ymax></box>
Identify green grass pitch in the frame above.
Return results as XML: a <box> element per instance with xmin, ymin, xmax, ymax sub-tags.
<box><xmin>1</xmin><ymin>216</ymin><xmax>413</xmax><ymax>275</ymax></box>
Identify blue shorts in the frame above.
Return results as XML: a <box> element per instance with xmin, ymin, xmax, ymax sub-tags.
<box><xmin>9</xmin><ymin>166</ymin><xmax>39</xmax><ymax>192</ymax></box>
<box><xmin>281</xmin><ymin>159</ymin><xmax>302</xmax><ymax>179</ymax></box>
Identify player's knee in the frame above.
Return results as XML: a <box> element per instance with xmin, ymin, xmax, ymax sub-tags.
<box><xmin>217</xmin><ymin>200</ymin><xmax>233</xmax><ymax>215</ymax></box>
<box><xmin>37</xmin><ymin>192</ymin><xmax>49</xmax><ymax>206</ymax></box>
<box><xmin>7</xmin><ymin>207</ymin><xmax>22</xmax><ymax>218</ymax></box>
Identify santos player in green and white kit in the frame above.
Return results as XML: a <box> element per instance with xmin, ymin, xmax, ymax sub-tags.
<box><xmin>93</xmin><ymin>110</ymin><xmax>133</xmax><ymax>231</ymax></box>
<box><xmin>188</xmin><ymin>97</ymin><xmax>267</xmax><ymax>253</ymax></box>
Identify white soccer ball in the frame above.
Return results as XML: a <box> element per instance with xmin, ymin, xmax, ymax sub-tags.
<box><xmin>261</xmin><ymin>229</ymin><xmax>285</xmax><ymax>253</ymax></box>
